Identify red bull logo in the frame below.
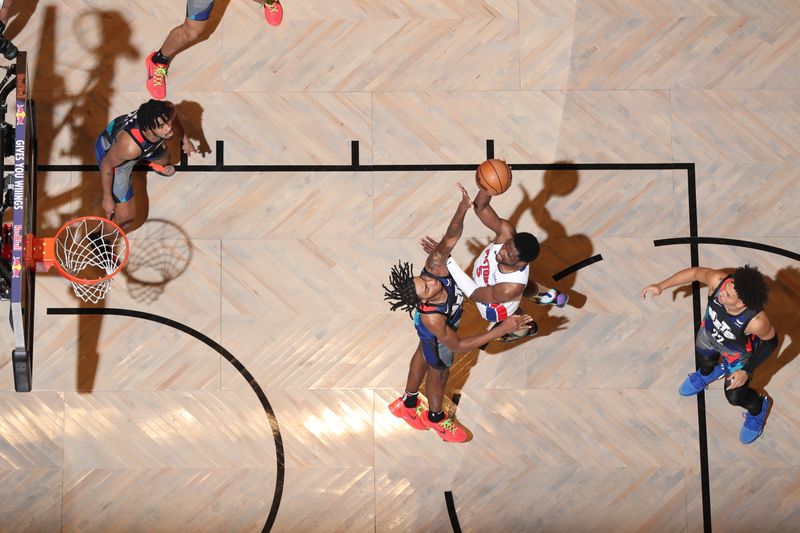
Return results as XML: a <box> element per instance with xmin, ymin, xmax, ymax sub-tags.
<box><xmin>15</xmin><ymin>104</ymin><xmax>25</xmax><ymax>125</ymax></box>
<box><xmin>11</xmin><ymin>257</ymin><xmax>21</xmax><ymax>278</ymax></box>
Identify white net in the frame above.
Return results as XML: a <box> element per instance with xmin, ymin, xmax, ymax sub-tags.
<box><xmin>54</xmin><ymin>218</ymin><xmax>128</xmax><ymax>303</ymax></box>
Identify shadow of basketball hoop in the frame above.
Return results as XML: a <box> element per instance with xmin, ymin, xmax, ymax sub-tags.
<box><xmin>121</xmin><ymin>219</ymin><xmax>193</xmax><ymax>303</ymax></box>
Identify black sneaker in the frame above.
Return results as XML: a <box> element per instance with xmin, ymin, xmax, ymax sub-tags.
<box><xmin>0</xmin><ymin>38</ymin><xmax>18</xmax><ymax>60</ymax></box>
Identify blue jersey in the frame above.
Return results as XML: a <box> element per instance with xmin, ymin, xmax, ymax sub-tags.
<box><xmin>413</xmin><ymin>268</ymin><xmax>463</xmax><ymax>344</ymax></box>
<box><xmin>102</xmin><ymin>110</ymin><xmax>166</xmax><ymax>161</ymax></box>
<box><xmin>702</xmin><ymin>275</ymin><xmax>758</xmax><ymax>370</ymax></box>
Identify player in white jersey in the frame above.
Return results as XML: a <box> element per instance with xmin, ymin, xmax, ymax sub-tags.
<box><xmin>470</xmin><ymin>241</ymin><xmax>531</xmax><ymax>322</ymax></box>
<box><xmin>425</xmin><ymin>183</ymin><xmax>568</xmax><ymax>341</ymax></box>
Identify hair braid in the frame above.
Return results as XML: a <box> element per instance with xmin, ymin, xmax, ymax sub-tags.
<box><xmin>383</xmin><ymin>260</ymin><xmax>419</xmax><ymax>317</ymax></box>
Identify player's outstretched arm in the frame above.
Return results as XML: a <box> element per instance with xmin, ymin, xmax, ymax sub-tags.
<box><xmin>641</xmin><ymin>267</ymin><xmax>726</xmax><ymax>299</ymax></box>
<box><xmin>424</xmin><ymin>184</ymin><xmax>471</xmax><ymax>275</ymax></box>
<box><xmin>422</xmin><ymin>312</ymin><xmax>534</xmax><ymax>353</ymax></box>
<box><xmin>473</xmin><ymin>188</ymin><xmax>514</xmax><ymax>242</ymax></box>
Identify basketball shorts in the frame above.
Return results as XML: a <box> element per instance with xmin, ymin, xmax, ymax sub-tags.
<box><xmin>695</xmin><ymin>327</ymin><xmax>745</xmax><ymax>374</ymax></box>
<box><xmin>420</xmin><ymin>337</ymin><xmax>456</xmax><ymax>371</ymax></box>
<box><xmin>187</xmin><ymin>0</ymin><xmax>215</xmax><ymax>21</ymax></box>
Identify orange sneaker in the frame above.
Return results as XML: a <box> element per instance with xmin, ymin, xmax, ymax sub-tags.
<box><xmin>263</xmin><ymin>0</ymin><xmax>283</xmax><ymax>26</ymax></box>
<box><xmin>145</xmin><ymin>51</ymin><xmax>169</xmax><ymax>100</ymax></box>
<box><xmin>388</xmin><ymin>396</ymin><xmax>428</xmax><ymax>430</ymax></box>
<box><xmin>421</xmin><ymin>410</ymin><xmax>470</xmax><ymax>443</ymax></box>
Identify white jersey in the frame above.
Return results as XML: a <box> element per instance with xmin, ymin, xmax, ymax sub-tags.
<box><xmin>472</xmin><ymin>242</ymin><xmax>529</xmax><ymax>322</ymax></box>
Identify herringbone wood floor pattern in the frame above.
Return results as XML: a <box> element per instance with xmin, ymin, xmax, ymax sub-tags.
<box><xmin>0</xmin><ymin>1</ymin><xmax>799</xmax><ymax>531</ymax></box>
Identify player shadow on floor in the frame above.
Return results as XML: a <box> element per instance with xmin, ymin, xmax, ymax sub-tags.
<box><xmin>31</xmin><ymin>7</ymin><xmax>136</xmax><ymax>391</ymax></box>
<box><xmin>174</xmin><ymin>100</ymin><xmax>212</xmax><ymax>157</ymax></box>
<box><xmin>2</xmin><ymin>0</ymin><xmax>40</xmax><ymax>43</ymax></box>
<box><xmin>750</xmin><ymin>266</ymin><xmax>800</xmax><ymax>392</ymax></box>
<box><xmin>444</xmin><ymin>164</ymin><xmax>595</xmax><ymax>406</ymax></box>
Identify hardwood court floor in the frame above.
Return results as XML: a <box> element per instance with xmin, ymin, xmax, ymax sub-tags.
<box><xmin>1</xmin><ymin>1</ymin><xmax>800</xmax><ymax>531</ymax></box>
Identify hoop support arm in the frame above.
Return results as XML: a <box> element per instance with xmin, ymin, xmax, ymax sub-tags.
<box><xmin>25</xmin><ymin>234</ymin><xmax>55</xmax><ymax>272</ymax></box>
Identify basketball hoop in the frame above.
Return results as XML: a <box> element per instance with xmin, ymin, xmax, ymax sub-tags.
<box><xmin>26</xmin><ymin>216</ymin><xmax>130</xmax><ymax>303</ymax></box>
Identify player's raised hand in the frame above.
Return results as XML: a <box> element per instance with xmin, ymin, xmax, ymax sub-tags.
<box><xmin>641</xmin><ymin>284</ymin><xmax>663</xmax><ymax>299</ymax></box>
<box><xmin>420</xmin><ymin>235</ymin><xmax>439</xmax><ymax>255</ymax></box>
<box><xmin>456</xmin><ymin>182</ymin><xmax>471</xmax><ymax>213</ymax></box>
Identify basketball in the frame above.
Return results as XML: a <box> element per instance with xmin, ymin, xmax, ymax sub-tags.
<box><xmin>476</xmin><ymin>159</ymin><xmax>512</xmax><ymax>195</ymax></box>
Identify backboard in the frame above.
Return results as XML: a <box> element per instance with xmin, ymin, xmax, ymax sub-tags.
<box><xmin>1</xmin><ymin>52</ymin><xmax>36</xmax><ymax>392</ymax></box>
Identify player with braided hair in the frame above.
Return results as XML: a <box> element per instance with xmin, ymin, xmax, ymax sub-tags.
<box><xmin>385</xmin><ymin>184</ymin><xmax>533</xmax><ymax>443</ymax></box>
<box><xmin>643</xmin><ymin>264</ymin><xmax>779</xmax><ymax>444</ymax></box>
<box><xmin>383</xmin><ymin>261</ymin><xmax>420</xmax><ymax>316</ymax></box>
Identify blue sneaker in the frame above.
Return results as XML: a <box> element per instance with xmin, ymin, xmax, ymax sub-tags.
<box><xmin>740</xmin><ymin>396</ymin><xmax>770</xmax><ymax>444</ymax></box>
<box><xmin>678</xmin><ymin>364</ymin><xmax>725</xmax><ymax>396</ymax></box>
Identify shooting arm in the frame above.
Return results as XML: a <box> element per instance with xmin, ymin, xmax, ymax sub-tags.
<box><xmin>473</xmin><ymin>189</ymin><xmax>514</xmax><ymax>241</ymax></box>
<box><xmin>425</xmin><ymin>185</ymin><xmax>471</xmax><ymax>274</ymax></box>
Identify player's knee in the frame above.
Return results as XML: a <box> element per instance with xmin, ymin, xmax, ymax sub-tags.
<box><xmin>724</xmin><ymin>385</ymin><xmax>748</xmax><ymax>407</ymax></box>
<box><xmin>694</xmin><ymin>350</ymin><xmax>719</xmax><ymax>374</ymax></box>
<box><xmin>429</xmin><ymin>366</ymin><xmax>449</xmax><ymax>384</ymax></box>
<box><xmin>180</xmin><ymin>20</ymin><xmax>206</xmax><ymax>42</ymax></box>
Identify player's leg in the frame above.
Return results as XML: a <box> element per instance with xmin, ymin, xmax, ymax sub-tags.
<box><xmin>724</xmin><ymin>374</ymin><xmax>770</xmax><ymax>444</ymax></box>
<box><xmin>388</xmin><ymin>343</ymin><xmax>429</xmax><ymax>430</ymax></box>
<box><xmin>0</xmin><ymin>0</ymin><xmax>18</xmax><ymax>60</ymax></box>
<box><xmin>146</xmin><ymin>1</ymin><xmax>213</xmax><ymax>99</ymax></box>
<box><xmin>678</xmin><ymin>329</ymin><xmax>724</xmax><ymax>396</ymax></box>
<box><xmin>104</xmin><ymin>161</ymin><xmax>136</xmax><ymax>230</ymax></box>
<box><xmin>419</xmin><ymin>343</ymin><xmax>470</xmax><ymax>443</ymax></box>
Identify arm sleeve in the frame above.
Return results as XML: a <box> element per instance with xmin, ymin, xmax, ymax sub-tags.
<box><xmin>742</xmin><ymin>335</ymin><xmax>778</xmax><ymax>374</ymax></box>
<box><xmin>446</xmin><ymin>257</ymin><xmax>478</xmax><ymax>298</ymax></box>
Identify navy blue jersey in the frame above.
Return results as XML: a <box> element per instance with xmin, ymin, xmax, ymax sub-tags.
<box><xmin>102</xmin><ymin>111</ymin><xmax>166</xmax><ymax>161</ymax></box>
<box><xmin>413</xmin><ymin>268</ymin><xmax>463</xmax><ymax>344</ymax></box>
<box><xmin>702</xmin><ymin>275</ymin><xmax>758</xmax><ymax>370</ymax></box>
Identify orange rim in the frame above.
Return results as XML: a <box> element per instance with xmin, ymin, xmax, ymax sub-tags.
<box><xmin>50</xmin><ymin>215</ymin><xmax>130</xmax><ymax>285</ymax></box>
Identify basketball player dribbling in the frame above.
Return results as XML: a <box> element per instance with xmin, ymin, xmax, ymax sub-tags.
<box><xmin>146</xmin><ymin>0</ymin><xmax>284</xmax><ymax>100</ymax></box>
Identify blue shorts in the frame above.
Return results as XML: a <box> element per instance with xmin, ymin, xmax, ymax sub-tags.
<box><xmin>420</xmin><ymin>338</ymin><xmax>456</xmax><ymax>370</ymax></box>
<box><xmin>187</xmin><ymin>0</ymin><xmax>215</xmax><ymax>21</ymax></box>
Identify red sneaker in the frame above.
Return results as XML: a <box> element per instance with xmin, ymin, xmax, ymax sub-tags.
<box><xmin>421</xmin><ymin>410</ymin><xmax>470</xmax><ymax>443</ymax></box>
<box><xmin>388</xmin><ymin>396</ymin><xmax>428</xmax><ymax>430</ymax></box>
<box><xmin>145</xmin><ymin>52</ymin><xmax>169</xmax><ymax>100</ymax></box>
<box><xmin>263</xmin><ymin>0</ymin><xmax>283</xmax><ymax>26</ymax></box>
